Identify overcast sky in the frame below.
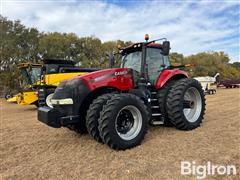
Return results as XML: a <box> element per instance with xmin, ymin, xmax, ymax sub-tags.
<box><xmin>1</xmin><ymin>0</ymin><xmax>239</xmax><ymax>62</ymax></box>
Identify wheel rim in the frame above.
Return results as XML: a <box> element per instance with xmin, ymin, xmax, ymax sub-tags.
<box><xmin>46</xmin><ymin>93</ymin><xmax>54</xmax><ymax>108</ymax></box>
<box><xmin>115</xmin><ymin>105</ymin><xmax>142</xmax><ymax>141</ymax></box>
<box><xmin>183</xmin><ymin>87</ymin><xmax>202</xmax><ymax>123</ymax></box>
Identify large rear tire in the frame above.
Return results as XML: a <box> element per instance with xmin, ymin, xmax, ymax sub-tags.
<box><xmin>86</xmin><ymin>93</ymin><xmax>115</xmax><ymax>142</ymax></box>
<box><xmin>99</xmin><ymin>94</ymin><xmax>149</xmax><ymax>150</ymax></box>
<box><xmin>157</xmin><ymin>80</ymin><xmax>177</xmax><ymax>126</ymax></box>
<box><xmin>167</xmin><ymin>78</ymin><xmax>205</xmax><ymax>130</ymax></box>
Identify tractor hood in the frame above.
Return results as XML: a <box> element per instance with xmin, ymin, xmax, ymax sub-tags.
<box><xmin>73</xmin><ymin>68</ymin><xmax>134</xmax><ymax>91</ymax></box>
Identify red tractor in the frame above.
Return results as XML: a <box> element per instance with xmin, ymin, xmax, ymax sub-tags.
<box><xmin>38</xmin><ymin>35</ymin><xmax>206</xmax><ymax>150</ymax></box>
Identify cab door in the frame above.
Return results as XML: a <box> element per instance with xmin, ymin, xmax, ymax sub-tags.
<box><xmin>146</xmin><ymin>48</ymin><xmax>170</xmax><ymax>85</ymax></box>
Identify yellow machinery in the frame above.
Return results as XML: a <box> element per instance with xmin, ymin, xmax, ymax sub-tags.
<box><xmin>38</xmin><ymin>59</ymin><xmax>100</xmax><ymax>107</ymax></box>
<box><xmin>7</xmin><ymin>63</ymin><xmax>42</xmax><ymax>105</ymax></box>
<box><xmin>6</xmin><ymin>96</ymin><xmax>17</xmax><ymax>102</ymax></box>
<box><xmin>8</xmin><ymin>59</ymin><xmax>98</xmax><ymax>107</ymax></box>
<box><xmin>16</xmin><ymin>91</ymin><xmax>38</xmax><ymax>105</ymax></box>
<box><xmin>7</xmin><ymin>63</ymin><xmax>43</xmax><ymax>105</ymax></box>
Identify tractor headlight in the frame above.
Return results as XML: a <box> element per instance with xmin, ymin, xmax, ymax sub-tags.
<box><xmin>51</xmin><ymin>98</ymin><xmax>73</xmax><ymax>105</ymax></box>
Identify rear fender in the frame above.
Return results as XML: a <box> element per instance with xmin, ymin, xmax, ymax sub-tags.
<box><xmin>155</xmin><ymin>69</ymin><xmax>188</xmax><ymax>89</ymax></box>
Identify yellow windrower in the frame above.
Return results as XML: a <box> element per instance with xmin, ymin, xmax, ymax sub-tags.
<box><xmin>8</xmin><ymin>62</ymin><xmax>88</xmax><ymax>106</ymax></box>
<box><xmin>7</xmin><ymin>63</ymin><xmax>42</xmax><ymax>105</ymax></box>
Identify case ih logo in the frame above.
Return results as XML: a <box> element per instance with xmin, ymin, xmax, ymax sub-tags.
<box><xmin>115</xmin><ymin>71</ymin><xmax>128</xmax><ymax>76</ymax></box>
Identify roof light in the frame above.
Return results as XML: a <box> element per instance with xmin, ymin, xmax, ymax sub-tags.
<box><xmin>145</xmin><ymin>34</ymin><xmax>149</xmax><ymax>41</ymax></box>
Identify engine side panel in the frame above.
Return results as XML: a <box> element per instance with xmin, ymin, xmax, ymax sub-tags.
<box><xmin>76</xmin><ymin>68</ymin><xmax>134</xmax><ymax>92</ymax></box>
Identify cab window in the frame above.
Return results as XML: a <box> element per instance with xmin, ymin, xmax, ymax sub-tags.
<box><xmin>122</xmin><ymin>51</ymin><xmax>141</xmax><ymax>72</ymax></box>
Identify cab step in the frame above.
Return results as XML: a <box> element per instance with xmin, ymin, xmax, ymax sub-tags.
<box><xmin>152</xmin><ymin>113</ymin><xmax>161</xmax><ymax>116</ymax></box>
<box><xmin>151</xmin><ymin>121</ymin><xmax>164</xmax><ymax>125</ymax></box>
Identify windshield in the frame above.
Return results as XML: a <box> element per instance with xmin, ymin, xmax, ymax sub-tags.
<box><xmin>20</xmin><ymin>69</ymin><xmax>31</xmax><ymax>86</ymax></box>
<box><xmin>20</xmin><ymin>67</ymin><xmax>41</xmax><ymax>86</ymax></box>
<box><xmin>122</xmin><ymin>51</ymin><xmax>142</xmax><ymax>72</ymax></box>
<box><xmin>29</xmin><ymin>67</ymin><xmax>41</xmax><ymax>84</ymax></box>
<box><xmin>122</xmin><ymin>48</ymin><xmax>170</xmax><ymax>84</ymax></box>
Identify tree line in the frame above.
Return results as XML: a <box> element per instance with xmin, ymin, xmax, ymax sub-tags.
<box><xmin>0</xmin><ymin>16</ymin><xmax>239</xmax><ymax>91</ymax></box>
<box><xmin>170</xmin><ymin>52</ymin><xmax>240</xmax><ymax>80</ymax></box>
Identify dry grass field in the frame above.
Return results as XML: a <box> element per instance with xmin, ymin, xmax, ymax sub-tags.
<box><xmin>0</xmin><ymin>88</ymin><xmax>239</xmax><ymax>180</ymax></box>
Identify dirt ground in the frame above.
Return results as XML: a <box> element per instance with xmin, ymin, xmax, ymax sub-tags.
<box><xmin>0</xmin><ymin>88</ymin><xmax>239</xmax><ymax>180</ymax></box>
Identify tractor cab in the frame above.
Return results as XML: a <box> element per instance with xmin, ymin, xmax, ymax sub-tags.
<box><xmin>120</xmin><ymin>38</ymin><xmax>171</xmax><ymax>85</ymax></box>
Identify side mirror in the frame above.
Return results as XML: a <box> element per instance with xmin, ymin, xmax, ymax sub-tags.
<box><xmin>162</xmin><ymin>41</ymin><xmax>170</xmax><ymax>55</ymax></box>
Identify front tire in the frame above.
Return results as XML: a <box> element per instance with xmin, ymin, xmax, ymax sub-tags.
<box><xmin>86</xmin><ymin>93</ymin><xmax>115</xmax><ymax>142</ymax></box>
<box><xmin>167</xmin><ymin>78</ymin><xmax>206</xmax><ymax>130</ymax></box>
<box><xmin>98</xmin><ymin>94</ymin><xmax>149</xmax><ymax>150</ymax></box>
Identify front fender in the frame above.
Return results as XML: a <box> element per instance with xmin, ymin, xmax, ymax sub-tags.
<box><xmin>155</xmin><ymin>69</ymin><xmax>188</xmax><ymax>89</ymax></box>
